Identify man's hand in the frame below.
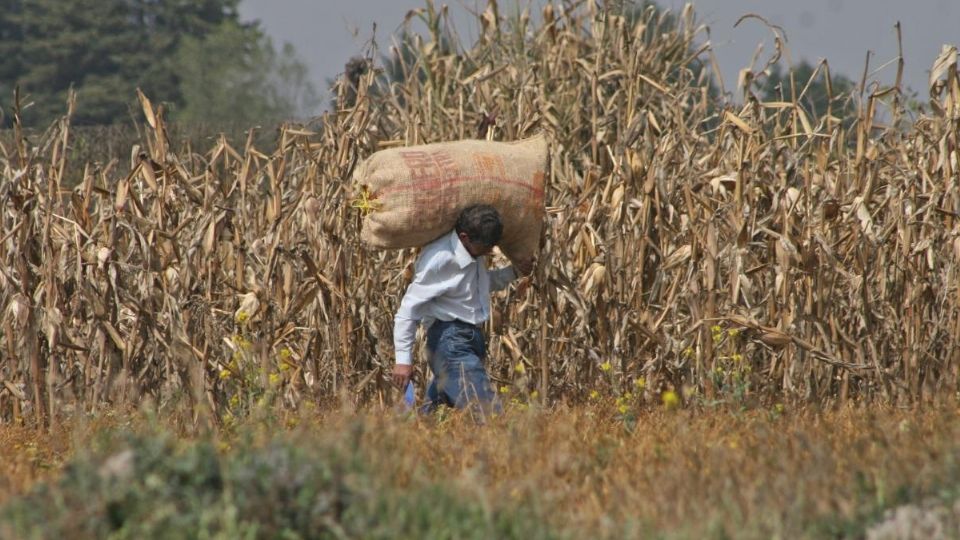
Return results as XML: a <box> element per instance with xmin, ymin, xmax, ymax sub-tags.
<box><xmin>392</xmin><ymin>364</ymin><xmax>413</xmax><ymax>388</ymax></box>
<box><xmin>514</xmin><ymin>257</ymin><xmax>535</xmax><ymax>276</ymax></box>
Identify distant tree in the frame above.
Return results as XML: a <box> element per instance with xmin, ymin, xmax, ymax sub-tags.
<box><xmin>126</xmin><ymin>0</ymin><xmax>244</xmax><ymax>110</ymax></box>
<box><xmin>175</xmin><ymin>21</ymin><xmax>317</xmax><ymax>125</ymax></box>
<box><xmin>0</xmin><ymin>0</ymin><xmax>316</xmax><ymax>127</ymax></box>
<box><xmin>0</xmin><ymin>0</ymin><xmax>24</xmax><ymax>124</ymax></box>
<box><xmin>271</xmin><ymin>42</ymin><xmax>318</xmax><ymax>118</ymax></box>
<box><xmin>758</xmin><ymin>60</ymin><xmax>858</xmax><ymax>122</ymax></box>
<box><xmin>5</xmin><ymin>0</ymin><xmax>142</xmax><ymax>125</ymax></box>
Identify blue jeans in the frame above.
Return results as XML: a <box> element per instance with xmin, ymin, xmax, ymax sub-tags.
<box><xmin>423</xmin><ymin>320</ymin><xmax>500</xmax><ymax>415</ymax></box>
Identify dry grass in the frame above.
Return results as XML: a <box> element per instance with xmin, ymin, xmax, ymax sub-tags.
<box><xmin>0</xmin><ymin>424</ymin><xmax>68</xmax><ymax>501</ymax></box>
<box><xmin>357</xmin><ymin>404</ymin><xmax>960</xmax><ymax>537</ymax></box>
<box><xmin>0</xmin><ymin>407</ymin><xmax>137</xmax><ymax>503</ymax></box>
<box><xmin>0</xmin><ymin>0</ymin><xmax>959</xmax><ymax>428</ymax></box>
<box><xmin>2</xmin><ymin>403</ymin><xmax>960</xmax><ymax>538</ymax></box>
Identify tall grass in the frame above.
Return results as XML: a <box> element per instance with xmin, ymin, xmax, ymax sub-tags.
<box><xmin>0</xmin><ymin>1</ymin><xmax>958</xmax><ymax>426</ymax></box>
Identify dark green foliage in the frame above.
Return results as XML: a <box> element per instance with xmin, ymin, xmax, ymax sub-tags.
<box><xmin>0</xmin><ymin>0</ymin><xmax>24</xmax><ymax>125</ymax></box>
<box><xmin>0</xmin><ymin>0</ymin><xmax>316</xmax><ymax>127</ymax></box>
<box><xmin>0</xmin><ymin>428</ymin><xmax>559</xmax><ymax>540</ymax></box>
<box><xmin>5</xmin><ymin>0</ymin><xmax>136</xmax><ymax>125</ymax></box>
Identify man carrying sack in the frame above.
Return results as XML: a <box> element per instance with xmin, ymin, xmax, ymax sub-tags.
<box><xmin>391</xmin><ymin>205</ymin><xmax>533</xmax><ymax>415</ymax></box>
<box><xmin>352</xmin><ymin>134</ymin><xmax>547</xmax><ymax>415</ymax></box>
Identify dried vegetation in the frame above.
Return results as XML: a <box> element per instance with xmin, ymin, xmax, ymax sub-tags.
<box><xmin>1</xmin><ymin>1</ymin><xmax>959</xmax><ymax>426</ymax></box>
<box><xmin>3</xmin><ymin>406</ymin><xmax>960</xmax><ymax>539</ymax></box>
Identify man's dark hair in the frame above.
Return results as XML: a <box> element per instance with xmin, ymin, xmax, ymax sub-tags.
<box><xmin>455</xmin><ymin>204</ymin><xmax>503</xmax><ymax>246</ymax></box>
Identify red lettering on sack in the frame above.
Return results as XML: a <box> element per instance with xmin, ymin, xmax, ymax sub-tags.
<box><xmin>400</xmin><ymin>150</ymin><xmax>439</xmax><ymax>181</ymax></box>
<box><xmin>473</xmin><ymin>154</ymin><xmax>506</xmax><ymax>178</ymax></box>
<box><xmin>433</xmin><ymin>151</ymin><xmax>460</xmax><ymax>180</ymax></box>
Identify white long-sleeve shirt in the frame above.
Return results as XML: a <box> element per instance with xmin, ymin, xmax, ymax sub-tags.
<box><xmin>393</xmin><ymin>230</ymin><xmax>517</xmax><ymax>365</ymax></box>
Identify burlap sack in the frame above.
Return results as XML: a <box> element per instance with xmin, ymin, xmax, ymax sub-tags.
<box><xmin>353</xmin><ymin>134</ymin><xmax>547</xmax><ymax>263</ymax></box>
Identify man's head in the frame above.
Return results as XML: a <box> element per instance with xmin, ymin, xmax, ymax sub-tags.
<box><xmin>455</xmin><ymin>204</ymin><xmax>503</xmax><ymax>257</ymax></box>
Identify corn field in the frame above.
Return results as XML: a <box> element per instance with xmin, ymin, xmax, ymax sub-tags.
<box><xmin>1</xmin><ymin>1</ymin><xmax>959</xmax><ymax>426</ymax></box>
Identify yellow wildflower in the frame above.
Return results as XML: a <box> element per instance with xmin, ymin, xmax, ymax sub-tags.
<box><xmin>530</xmin><ymin>390</ymin><xmax>539</xmax><ymax>399</ymax></box>
<box><xmin>618</xmin><ymin>403</ymin><xmax>629</xmax><ymax>414</ymax></box>
<box><xmin>732</xmin><ymin>353</ymin><xmax>743</xmax><ymax>363</ymax></box>
<box><xmin>231</xmin><ymin>334</ymin><xmax>251</xmax><ymax>350</ymax></box>
<box><xmin>218</xmin><ymin>369</ymin><xmax>231</xmax><ymax>380</ymax></box>
<box><xmin>727</xmin><ymin>328</ymin><xmax>740</xmax><ymax>338</ymax></box>
<box><xmin>589</xmin><ymin>390</ymin><xmax>600</xmax><ymax>400</ymax></box>
<box><xmin>662</xmin><ymin>390</ymin><xmax>679</xmax><ymax>409</ymax></box>
<box><xmin>499</xmin><ymin>386</ymin><xmax>510</xmax><ymax>394</ymax></box>
<box><xmin>514</xmin><ymin>362</ymin><xmax>526</xmax><ymax>374</ymax></box>
<box><xmin>711</xmin><ymin>325</ymin><xmax>724</xmax><ymax>344</ymax></box>
<box><xmin>278</xmin><ymin>349</ymin><xmax>293</xmax><ymax>372</ymax></box>
<box><xmin>634</xmin><ymin>377</ymin><xmax>646</xmax><ymax>390</ymax></box>
<box><xmin>268</xmin><ymin>372</ymin><xmax>281</xmax><ymax>386</ymax></box>
<box><xmin>235</xmin><ymin>310</ymin><xmax>249</xmax><ymax>324</ymax></box>
<box><xmin>600</xmin><ymin>361</ymin><xmax>612</xmax><ymax>372</ymax></box>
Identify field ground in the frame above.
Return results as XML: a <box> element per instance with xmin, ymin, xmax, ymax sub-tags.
<box><xmin>1</xmin><ymin>403</ymin><xmax>959</xmax><ymax>539</ymax></box>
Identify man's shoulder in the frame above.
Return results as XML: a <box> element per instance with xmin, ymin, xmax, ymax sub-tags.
<box><xmin>417</xmin><ymin>233</ymin><xmax>456</xmax><ymax>270</ymax></box>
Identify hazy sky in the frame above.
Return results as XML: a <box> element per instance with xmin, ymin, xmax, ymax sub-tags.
<box><xmin>239</xmin><ymin>0</ymin><xmax>958</xmax><ymax>104</ymax></box>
